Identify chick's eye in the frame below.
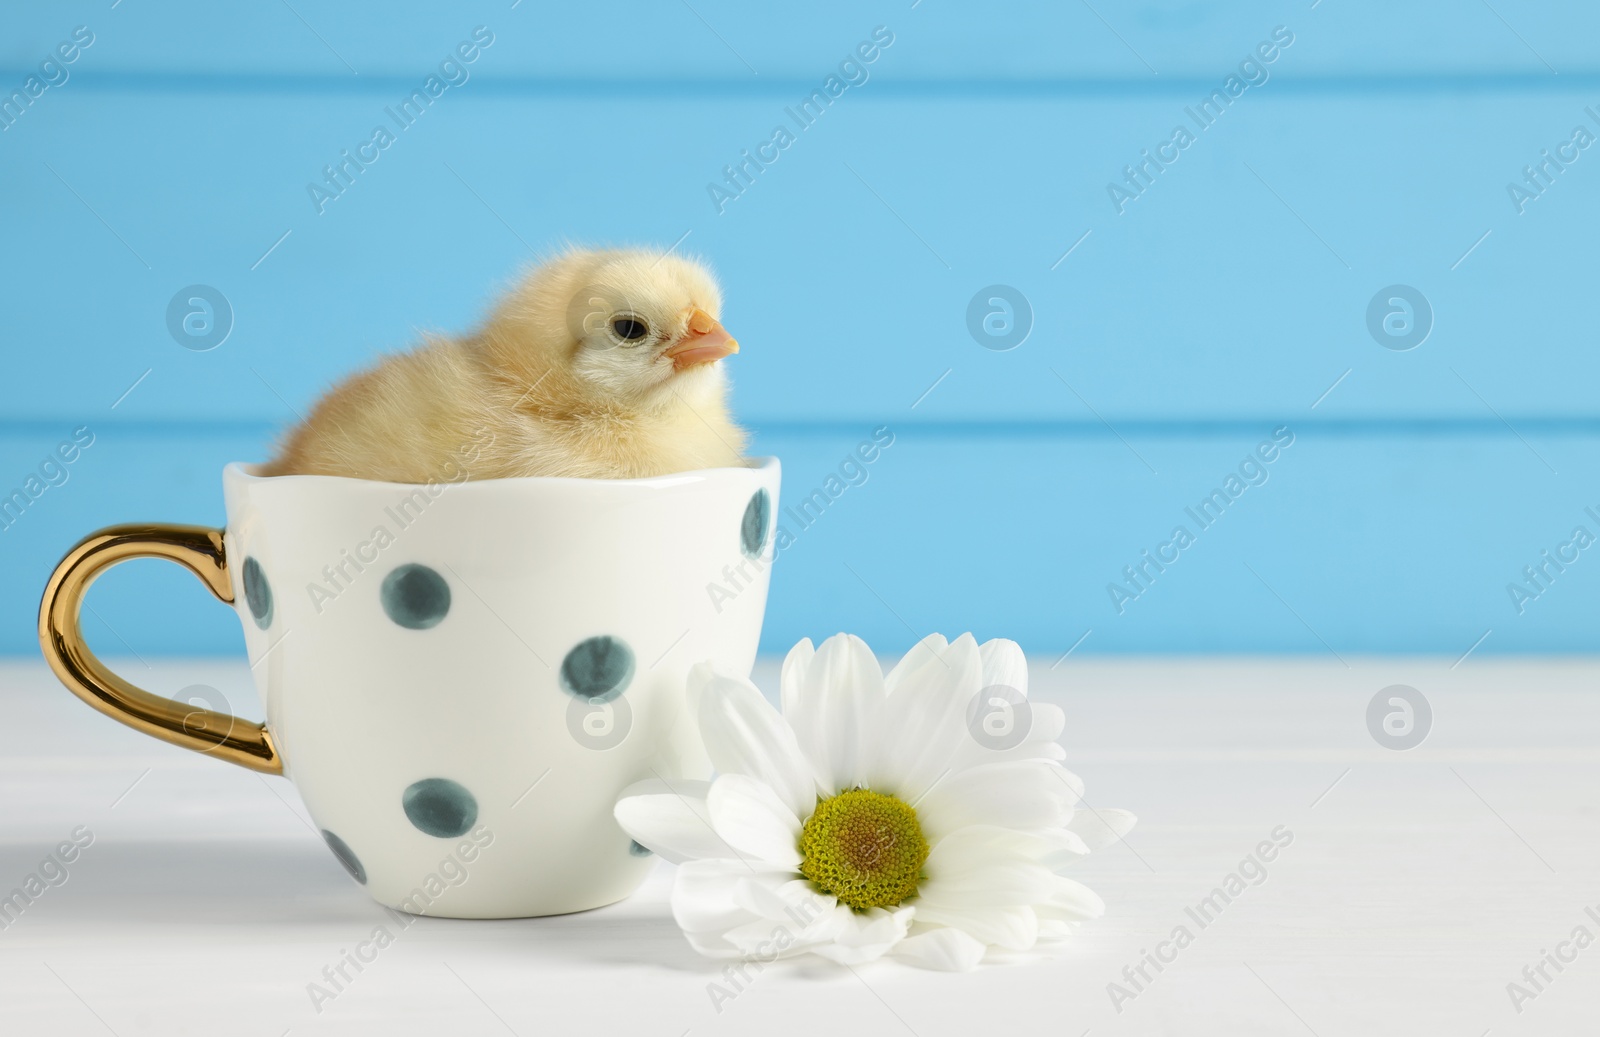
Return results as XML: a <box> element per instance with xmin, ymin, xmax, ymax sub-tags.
<box><xmin>612</xmin><ymin>317</ymin><xmax>650</xmax><ymax>341</ymax></box>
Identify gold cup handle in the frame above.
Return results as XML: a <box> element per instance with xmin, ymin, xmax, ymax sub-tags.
<box><xmin>38</xmin><ymin>523</ymin><xmax>282</xmax><ymax>775</ymax></box>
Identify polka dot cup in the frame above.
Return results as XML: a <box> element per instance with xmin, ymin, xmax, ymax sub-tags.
<box><xmin>39</xmin><ymin>458</ymin><xmax>781</xmax><ymax>918</ymax></box>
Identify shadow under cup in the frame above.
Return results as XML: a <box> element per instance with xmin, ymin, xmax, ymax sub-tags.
<box><xmin>43</xmin><ymin>458</ymin><xmax>781</xmax><ymax>918</ymax></box>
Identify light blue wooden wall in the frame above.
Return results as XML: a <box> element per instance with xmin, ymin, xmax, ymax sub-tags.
<box><xmin>3</xmin><ymin>1</ymin><xmax>1598</xmax><ymax>659</ymax></box>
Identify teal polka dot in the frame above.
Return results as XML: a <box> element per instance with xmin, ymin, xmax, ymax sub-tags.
<box><xmin>559</xmin><ymin>636</ymin><xmax>634</xmax><ymax>704</ymax></box>
<box><xmin>741</xmin><ymin>489</ymin><xmax>770</xmax><ymax>559</ymax></box>
<box><xmin>242</xmin><ymin>556</ymin><xmax>272</xmax><ymax>629</ymax></box>
<box><xmin>402</xmin><ymin>778</ymin><xmax>478</xmax><ymax>838</ymax></box>
<box><xmin>321</xmin><ymin>829</ymin><xmax>366</xmax><ymax>884</ymax></box>
<box><xmin>382</xmin><ymin>564</ymin><xmax>450</xmax><ymax>630</ymax></box>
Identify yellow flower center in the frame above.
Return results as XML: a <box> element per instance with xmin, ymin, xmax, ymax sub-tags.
<box><xmin>798</xmin><ymin>788</ymin><xmax>929</xmax><ymax>911</ymax></box>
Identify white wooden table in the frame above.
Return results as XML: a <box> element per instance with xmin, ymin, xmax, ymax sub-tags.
<box><xmin>1</xmin><ymin>656</ymin><xmax>1595</xmax><ymax>1036</ymax></box>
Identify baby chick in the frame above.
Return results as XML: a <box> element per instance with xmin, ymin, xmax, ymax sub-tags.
<box><xmin>261</xmin><ymin>247</ymin><xmax>746</xmax><ymax>483</ymax></box>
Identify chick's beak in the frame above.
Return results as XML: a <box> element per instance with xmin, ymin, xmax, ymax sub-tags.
<box><xmin>663</xmin><ymin>308</ymin><xmax>739</xmax><ymax>371</ymax></box>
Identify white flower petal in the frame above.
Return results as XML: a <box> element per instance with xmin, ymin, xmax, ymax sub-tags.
<box><xmin>781</xmin><ymin>633</ymin><xmax>887</xmax><ymax>795</ymax></box>
<box><xmin>914</xmin><ymin>904</ymin><xmax>1040</xmax><ymax>951</ymax></box>
<box><xmin>947</xmin><ymin>698</ymin><xmax>1069</xmax><ymax>771</ymax></box>
<box><xmin>672</xmin><ymin>858</ymin><xmax>794</xmax><ymax>939</ymax></box>
<box><xmin>1065</xmin><ymin>807</ymin><xmax>1138</xmax><ymax>853</ymax></box>
<box><xmin>878</xmin><ymin>634</ymin><xmax>984</xmax><ymax>801</ymax></box>
<box><xmin>918</xmin><ymin>861</ymin><xmax>1056</xmax><ymax>909</ymax></box>
<box><xmin>1053</xmin><ymin>766</ymin><xmax>1086</xmax><ymax>802</ymax></box>
<box><xmin>733</xmin><ymin>876</ymin><xmax>833</xmax><ymax>925</ymax></box>
<box><xmin>683</xmin><ymin>929</ymin><xmax>740</xmax><ymax>958</ymax></box>
<box><xmin>978</xmin><ymin>638</ymin><xmax>1029</xmax><ymax>697</ymax></box>
<box><xmin>1023</xmin><ymin>827</ymin><xmax>1093</xmax><ymax>870</ymax></box>
<box><xmin>613</xmin><ymin>778</ymin><xmax>737</xmax><ymax>864</ymax></box>
<box><xmin>923</xmin><ymin>824</ymin><xmax>1025</xmax><ymax>869</ymax></box>
<box><xmin>916</xmin><ymin>761</ymin><xmax>1077</xmax><ymax>837</ymax></box>
<box><xmin>921</xmin><ymin>826</ymin><xmax>1063</xmax><ymax>908</ymax></box>
<box><xmin>719</xmin><ymin>882</ymin><xmax>850</xmax><ymax>960</ymax></box>
<box><xmin>926</xmin><ymin>824</ymin><xmax>1088</xmax><ymax>873</ymax></box>
<box><xmin>882</xmin><ymin>634</ymin><xmax>950</xmax><ymax>695</ymax></box>
<box><xmin>720</xmin><ymin>916</ymin><xmax>837</xmax><ymax>960</ymax></box>
<box><xmin>1029</xmin><ymin>702</ymin><xmax>1066</xmax><ymax>744</ymax></box>
<box><xmin>807</xmin><ymin>905</ymin><xmax>913</xmax><ymax>965</ymax></box>
<box><xmin>891</xmin><ymin>925</ymin><xmax>989</xmax><ymax>971</ymax></box>
<box><xmin>1037</xmin><ymin>876</ymin><xmax>1106</xmax><ymax>921</ymax></box>
<box><xmin>698</xmin><ymin>668</ymin><xmax>816</xmax><ymax>819</ymax></box>
<box><xmin>706</xmin><ymin>774</ymin><xmax>803</xmax><ymax>868</ymax></box>
<box><xmin>779</xmin><ymin>637</ymin><xmax>816</xmax><ymax>713</ymax></box>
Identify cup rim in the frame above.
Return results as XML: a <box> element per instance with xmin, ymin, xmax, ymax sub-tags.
<box><xmin>225</xmin><ymin>455</ymin><xmax>777</xmax><ymax>491</ymax></box>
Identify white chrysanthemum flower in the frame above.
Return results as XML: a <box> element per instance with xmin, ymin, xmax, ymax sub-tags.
<box><xmin>614</xmin><ymin>633</ymin><xmax>1135</xmax><ymax>972</ymax></box>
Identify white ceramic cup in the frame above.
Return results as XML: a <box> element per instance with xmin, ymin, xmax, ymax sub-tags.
<box><xmin>40</xmin><ymin>458</ymin><xmax>780</xmax><ymax>917</ymax></box>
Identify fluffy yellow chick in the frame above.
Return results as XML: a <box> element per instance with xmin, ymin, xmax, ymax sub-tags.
<box><xmin>262</xmin><ymin>247</ymin><xmax>746</xmax><ymax>482</ymax></box>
